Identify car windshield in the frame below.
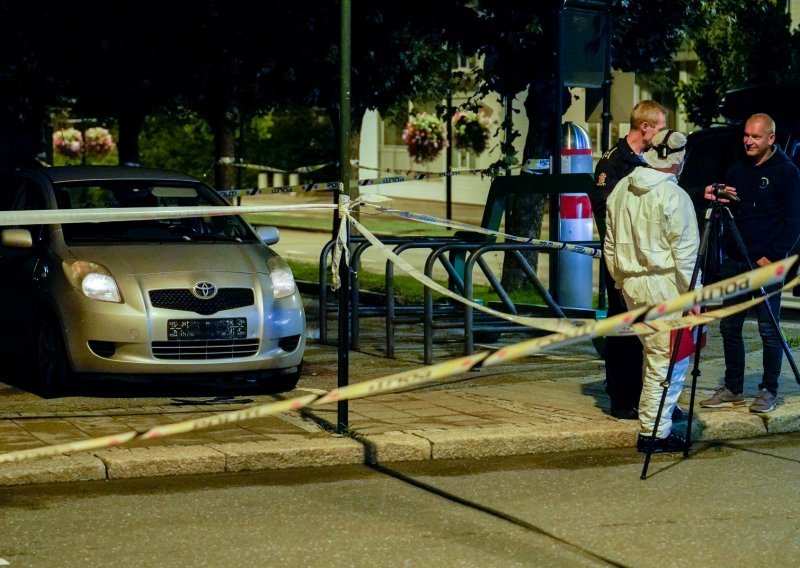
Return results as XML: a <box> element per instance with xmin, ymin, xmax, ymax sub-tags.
<box><xmin>53</xmin><ymin>181</ymin><xmax>257</xmax><ymax>244</ymax></box>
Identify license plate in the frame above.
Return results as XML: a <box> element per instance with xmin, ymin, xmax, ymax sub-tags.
<box><xmin>167</xmin><ymin>318</ymin><xmax>247</xmax><ymax>340</ymax></box>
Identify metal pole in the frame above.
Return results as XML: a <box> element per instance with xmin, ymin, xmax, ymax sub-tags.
<box><xmin>598</xmin><ymin>1</ymin><xmax>612</xmax><ymax>311</ymax></box>
<box><xmin>549</xmin><ymin>7</ymin><xmax>564</xmax><ymax>303</ymax></box>
<box><xmin>446</xmin><ymin>93</ymin><xmax>453</xmax><ymax>224</ymax></box>
<box><xmin>337</xmin><ymin>0</ymin><xmax>352</xmax><ymax>434</ymax></box>
<box><xmin>601</xmin><ymin>5</ymin><xmax>612</xmax><ymax>154</ymax></box>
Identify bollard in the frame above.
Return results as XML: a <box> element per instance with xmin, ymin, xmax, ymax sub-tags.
<box><xmin>558</xmin><ymin>122</ymin><xmax>594</xmax><ymax>309</ymax></box>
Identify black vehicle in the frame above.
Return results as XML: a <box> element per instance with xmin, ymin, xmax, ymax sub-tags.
<box><xmin>679</xmin><ymin>84</ymin><xmax>800</xmax><ymax>285</ymax></box>
<box><xmin>681</xmin><ymin>84</ymin><xmax>800</xmax><ymax>203</ymax></box>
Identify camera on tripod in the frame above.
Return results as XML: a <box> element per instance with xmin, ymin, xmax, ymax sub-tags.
<box><xmin>710</xmin><ymin>183</ymin><xmax>739</xmax><ymax>202</ymax></box>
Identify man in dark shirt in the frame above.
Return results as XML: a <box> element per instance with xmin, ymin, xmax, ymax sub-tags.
<box><xmin>592</xmin><ymin>100</ymin><xmax>667</xmax><ymax>419</ymax></box>
<box><xmin>700</xmin><ymin>113</ymin><xmax>800</xmax><ymax>413</ymax></box>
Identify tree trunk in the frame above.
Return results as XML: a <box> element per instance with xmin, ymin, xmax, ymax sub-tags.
<box><xmin>213</xmin><ymin>104</ymin><xmax>239</xmax><ymax>189</ymax></box>
<box><xmin>117</xmin><ymin>110</ymin><xmax>144</xmax><ymax>166</ymax></box>
<box><xmin>500</xmin><ymin>81</ymin><xmax>559</xmax><ymax>291</ymax></box>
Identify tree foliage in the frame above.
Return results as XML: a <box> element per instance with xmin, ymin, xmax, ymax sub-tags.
<box><xmin>677</xmin><ymin>0</ymin><xmax>794</xmax><ymax>127</ymax></box>
<box><xmin>610</xmin><ymin>0</ymin><xmax>701</xmax><ymax>73</ymax></box>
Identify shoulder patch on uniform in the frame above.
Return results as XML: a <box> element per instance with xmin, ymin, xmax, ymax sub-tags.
<box><xmin>602</xmin><ymin>147</ymin><xmax>618</xmax><ymax>160</ymax></box>
<box><xmin>597</xmin><ymin>172</ymin><xmax>607</xmax><ymax>187</ymax></box>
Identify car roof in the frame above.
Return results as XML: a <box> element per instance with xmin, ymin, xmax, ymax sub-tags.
<box><xmin>26</xmin><ymin>166</ymin><xmax>203</xmax><ymax>184</ymax></box>
<box><xmin>720</xmin><ymin>84</ymin><xmax>800</xmax><ymax>123</ymax></box>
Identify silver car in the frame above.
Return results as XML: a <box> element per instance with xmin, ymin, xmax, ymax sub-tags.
<box><xmin>0</xmin><ymin>166</ymin><xmax>305</xmax><ymax>394</ymax></box>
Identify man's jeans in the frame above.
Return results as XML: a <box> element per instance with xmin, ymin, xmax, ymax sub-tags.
<box><xmin>719</xmin><ymin>258</ymin><xmax>783</xmax><ymax>394</ymax></box>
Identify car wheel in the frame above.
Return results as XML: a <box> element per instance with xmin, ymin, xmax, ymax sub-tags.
<box><xmin>258</xmin><ymin>362</ymin><xmax>303</xmax><ymax>393</ymax></box>
<box><xmin>37</xmin><ymin>317</ymin><xmax>72</xmax><ymax>396</ymax></box>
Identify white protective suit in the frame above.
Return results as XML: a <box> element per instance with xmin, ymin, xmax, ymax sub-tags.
<box><xmin>604</xmin><ymin>166</ymin><xmax>700</xmax><ymax>438</ymax></box>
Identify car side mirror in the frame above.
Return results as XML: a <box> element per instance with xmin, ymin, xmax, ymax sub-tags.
<box><xmin>1</xmin><ymin>228</ymin><xmax>33</xmax><ymax>248</ymax></box>
<box><xmin>256</xmin><ymin>226</ymin><xmax>280</xmax><ymax>245</ymax></box>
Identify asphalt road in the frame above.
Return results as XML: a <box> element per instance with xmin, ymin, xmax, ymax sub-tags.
<box><xmin>3</xmin><ymin>435</ymin><xmax>799</xmax><ymax>567</ymax></box>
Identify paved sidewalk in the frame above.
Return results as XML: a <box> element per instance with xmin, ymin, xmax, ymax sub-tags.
<box><xmin>1</xmin><ymin>316</ymin><xmax>799</xmax><ymax>486</ymax></box>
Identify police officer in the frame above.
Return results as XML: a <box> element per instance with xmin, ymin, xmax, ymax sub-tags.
<box><xmin>592</xmin><ymin>100</ymin><xmax>667</xmax><ymax>419</ymax></box>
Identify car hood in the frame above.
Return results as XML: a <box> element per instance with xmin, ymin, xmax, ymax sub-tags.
<box><xmin>65</xmin><ymin>243</ymin><xmax>270</xmax><ymax>276</ymax></box>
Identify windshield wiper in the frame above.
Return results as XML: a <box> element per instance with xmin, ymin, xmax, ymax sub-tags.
<box><xmin>185</xmin><ymin>234</ymin><xmax>246</xmax><ymax>243</ymax></box>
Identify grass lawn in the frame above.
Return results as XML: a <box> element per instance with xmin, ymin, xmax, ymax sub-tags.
<box><xmin>244</xmin><ymin>211</ymin><xmax>468</xmax><ymax>237</ymax></box>
<box><xmin>288</xmin><ymin>258</ymin><xmax>548</xmax><ymax>306</ymax></box>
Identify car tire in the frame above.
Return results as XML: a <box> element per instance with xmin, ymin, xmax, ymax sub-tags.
<box><xmin>258</xmin><ymin>361</ymin><xmax>303</xmax><ymax>393</ymax></box>
<box><xmin>36</xmin><ymin>317</ymin><xmax>72</xmax><ymax>396</ymax></box>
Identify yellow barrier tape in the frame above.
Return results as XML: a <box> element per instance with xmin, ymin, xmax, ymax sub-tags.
<box><xmin>0</xmin><ymin>431</ymin><xmax>138</xmax><ymax>464</ymax></box>
<box><xmin>219</xmin><ymin>157</ymin><xmax>334</xmax><ymax>174</ymax></box>
<box><xmin>140</xmin><ymin>394</ymin><xmax>319</xmax><ymax>439</ymax></box>
<box><xmin>482</xmin><ymin>307</ymin><xmax>649</xmax><ymax>367</ymax></box>
<box><xmin>615</xmin><ymin>296</ymin><xmax>765</xmax><ymax>337</ymax></box>
<box><xmin>643</xmin><ymin>256</ymin><xmax>797</xmax><ymax>321</ymax></box>
<box><xmin>352</xmin><ymin>161</ymin><xmax>486</xmax><ymax>177</ymax></box>
<box><xmin>345</xmin><ymin>212</ymin><xmax>577</xmax><ymax>333</ymax></box>
<box><xmin>356</xmin><ymin>200</ymin><xmax>601</xmax><ymax>258</ymax></box>
<box><xmin>313</xmin><ymin>352</ymin><xmax>490</xmax><ymax>406</ymax></box>
<box><xmin>0</xmin><ymin>203</ymin><xmax>338</xmax><ymax>227</ymax></box>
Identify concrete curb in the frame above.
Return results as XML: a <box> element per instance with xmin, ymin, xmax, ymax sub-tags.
<box><xmin>0</xmin><ymin>454</ymin><xmax>106</xmax><ymax>486</ymax></box>
<box><xmin>5</xmin><ymin>408</ymin><xmax>797</xmax><ymax>486</ymax></box>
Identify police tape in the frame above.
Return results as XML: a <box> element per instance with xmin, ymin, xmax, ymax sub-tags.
<box><xmin>0</xmin><ymin>203</ymin><xmax>338</xmax><ymax>227</ymax></box>
<box><xmin>218</xmin><ymin>157</ymin><xmax>334</xmax><ymax>174</ymax></box>
<box><xmin>218</xmin><ymin>166</ymin><xmax>488</xmax><ymax>197</ymax></box>
<box><xmin>312</xmin><ymin>352</ymin><xmax>491</xmax><ymax>405</ymax></box>
<box><xmin>482</xmin><ymin>258</ymin><xmax>799</xmax><ymax>366</ymax></box>
<box><xmin>353</xmin><ymin>162</ymin><xmax>487</xmax><ymax>177</ymax></box>
<box><xmin>217</xmin><ymin>181</ymin><xmax>343</xmax><ymax>198</ymax></box>
<box><xmin>217</xmin><ymin>168</ymin><xmax>479</xmax><ymax>197</ymax></box>
<box><xmin>341</xmin><ymin>211</ymin><xmax>800</xmax><ymax>339</ymax></box>
<box><xmin>343</xmin><ymin>212</ymin><xmax>576</xmax><ymax>333</ymax></box>
<box><xmin>0</xmin><ymin>257</ymin><xmax>795</xmax><ymax>465</ymax></box>
<box><xmin>357</xmin><ymin>170</ymin><xmax>482</xmax><ymax>187</ymax></box>
<box><xmin>0</xmin><ymin>431</ymin><xmax>139</xmax><ymax>464</ymax></box>
<box><xmin>355</xmin><ymin>196</ymin><xmax>601</xmax><ymax>259</ymax></box>
<box><xmin>140</xmin><ymin>394</ymin><xmax>319</xmax><ymax>439</ymax></box>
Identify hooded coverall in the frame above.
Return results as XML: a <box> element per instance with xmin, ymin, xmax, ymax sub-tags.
<box><xmin>604</xmin><ymin>167</ymin><xmax>700</xmax><ymax>438</ymax></box>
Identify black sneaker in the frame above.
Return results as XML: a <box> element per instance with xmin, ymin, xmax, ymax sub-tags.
<box><xmin>610</xmin><ymin>401</ymin><xmax>638</xmax><ymax>420</ymax></box>
<box><xmin>637</xmin><ymin>433</ymin><xmax>685</xmax><ymax>454</ymax></box>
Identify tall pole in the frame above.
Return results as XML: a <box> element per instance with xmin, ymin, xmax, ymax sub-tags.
<box><xmin>337</xmin><ymin>0</ymin><xmax>352</xmax><ymax>434</ymax></box>
<box><xmin>598</xmin><ymin>2</ymin><xmax>612</xmax><ymax>311</ymax></box>
<box><xmin>446</xmin><ymin>93</ymin><xmax>453</xmax><ymax>223</ymax></box>
<box><xmin>601</xmin><ymin>4</ymin><xmax>612</xmax><ymax>154</ymax></box>
<box><xmin>549</xmin><ymin>6</ymin><xmax>564</xmax><ymax>303</ymax></box>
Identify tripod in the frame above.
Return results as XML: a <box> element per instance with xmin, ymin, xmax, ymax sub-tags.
<box><xmin>640</xmin><ymin>193</ymin><xmax>800</xmax><ymax>479</ymax></box>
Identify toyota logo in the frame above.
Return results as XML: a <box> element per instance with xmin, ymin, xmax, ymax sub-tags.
<box><xmin>192</xmin><ymin>281</ymin><xmax>218</xmax><ymax>300</ymax></box>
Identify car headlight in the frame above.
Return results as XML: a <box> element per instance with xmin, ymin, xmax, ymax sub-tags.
<box><xmin>62</xmin><ymin>260</ymin><xmax>122</xmax><ymax>303</ymax></box>
<box><xmin>266</xmin><ymin>256</ymin><xmax>296</xmax><ymax>299</ymax></box>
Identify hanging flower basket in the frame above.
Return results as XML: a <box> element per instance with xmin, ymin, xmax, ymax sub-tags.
<box><xmin>452</xmin><ymin>111</ymin><xmax>491</xmax><ymax>155</ymax></box>
<box><xmin>402</xmin><ymin>112</ymin><xmax>447</xmax><ymax>164</ymax></box>
<box><xmin>84</xmin><ymin>127</ymin><xmax>116</xmax><ymax>156</ymax></box>
<box><xmin>53</xmin><ymin>128</ymin><xmax>83</xmax><ymax>158</ymax></box>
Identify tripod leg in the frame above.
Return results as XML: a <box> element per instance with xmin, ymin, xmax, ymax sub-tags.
<box><xmin>721</xmin><ymin>207</ymin><xmax>800</xmax><ymax>384</ymax></box>
<box><xmin>756</xmin><ymin>285</ymin><xmax>800</xmax><ymax>384</ymax></box>
<box><xmin>683</xmin><ymin>324</ymin><xmax>706</xmax><ymax>457</ymax></box>
<box><xmin>640</xmin><ymin>328</ymin><xmax>681</xmax><ymax>480</ymax></box>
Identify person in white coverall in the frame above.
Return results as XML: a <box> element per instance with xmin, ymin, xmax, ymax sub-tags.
<box><xmin>604</xmin><ymin>129</ymin><xmax>700</xmax><ymax>454</ymax></box>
